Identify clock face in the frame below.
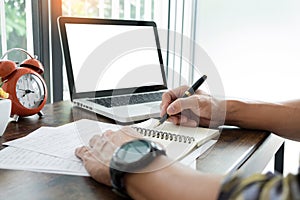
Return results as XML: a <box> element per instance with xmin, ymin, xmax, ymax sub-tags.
<box><xmin>15</xmin><ymin>73</ymin><xmax>46</xmax><ymax>109</ymax></box>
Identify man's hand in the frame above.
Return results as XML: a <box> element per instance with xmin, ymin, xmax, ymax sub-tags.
<box><xmin>75</xmin><ymin>127</ymin><xmax>141</xmax><ymax>186</ymax></box>
<box><xmin>160</xmin><ymin>86</ymin><xmax>226</xmax><ymax>128</ymax></box>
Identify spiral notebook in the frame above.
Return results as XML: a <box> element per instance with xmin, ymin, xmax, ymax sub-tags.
<box><xmin>65</xmin><ymin>118</ymin><xmax>219</xmax><ymax>161</ymax></box>
<box><xmin>131</xmin><ymin>118</ymin><xmax>220</xmax><ymax>160</ymax></box>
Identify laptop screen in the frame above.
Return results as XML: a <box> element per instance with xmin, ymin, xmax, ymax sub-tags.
<box><xmin>59</xmin><ymin>17</ymin><xmax>167</xmax><ymax>99</ymax></box>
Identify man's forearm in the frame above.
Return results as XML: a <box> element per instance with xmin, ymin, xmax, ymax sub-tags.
<box><xmin>226</xmin><ymin>100</ymin><xmax>300</xmax><ymax>141</ymax></box>
<box><xmin>125</xmin><ymin>156</ymin><xmax>223</xmax><ymax>200</ymax></box>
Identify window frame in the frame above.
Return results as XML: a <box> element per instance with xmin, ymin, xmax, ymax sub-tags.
<box><xmin>32</xmin><ymin>0</ymin><xmax>63</xmax><ymax>103</ymax></box>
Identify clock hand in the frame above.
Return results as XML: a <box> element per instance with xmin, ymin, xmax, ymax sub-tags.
<box><xmin>22</xmin><ymin>89</ymin><xmax>35</xmax><ymax>97</ymax></box>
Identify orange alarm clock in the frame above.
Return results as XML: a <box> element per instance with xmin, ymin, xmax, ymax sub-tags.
<box><xmin>0</xmin><ymin>48</ymin><xmax>47</xmax><ymax>120</ymax></box>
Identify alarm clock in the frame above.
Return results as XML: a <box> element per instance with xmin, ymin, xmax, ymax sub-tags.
<box><xmin>0</xmin><ymin>48</ymin><xmax>47</xmax><ymax>120</ymax></box>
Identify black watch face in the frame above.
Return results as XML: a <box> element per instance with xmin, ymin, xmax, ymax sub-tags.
<box><xmin>116</xmin><ymin>140</ymin><xmax>151</xmax><ymax>163</ymax></box>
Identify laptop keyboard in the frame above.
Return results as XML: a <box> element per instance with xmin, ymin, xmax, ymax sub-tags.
<box><xmin>88</xmin><ymin>92</ymin><xmax>164</xmax><ymax>108</ymax></box>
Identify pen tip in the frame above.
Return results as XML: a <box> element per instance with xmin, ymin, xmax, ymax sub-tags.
<box><xmin>154</xmin><ymin>121</ymin><xmax>161</xmax><ymax>128</ymax></box>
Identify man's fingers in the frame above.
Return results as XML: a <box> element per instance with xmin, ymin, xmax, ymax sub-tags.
<box><xmin>89</xmin><ymin>130</ymin><xmax>114</xmax><ymax>148</ymax></box>
<box><xmin>89</xmin><ymin>135</ymin><xmax>102</xmax><ymax>148</ymax></box>
<box><xmin>160</xmin><ymin>86</ymin><xmax>190</xmax><ymax>116</ymax></box>
<box><xmin>161</xmin><ymin>86</ymin><xmax>186</xmax><ymax>103</ymax></box>
<box><xmin>168</xmin><ymin>116</ymin><xmax>180</xmax><ymax>125</ymax></box>
<box><xmin>168</xmin><ymin>115</ymin><xmax>188</xmax><ymax>125</ymax></box>
<box><xmin>120</xmin><ymin>126</ymin><xmax>141</xmax><ymax>138</ymax></box>
<box><xmin>160</xmin><ymin>103</ymin><xmax>169</xmax><ymax>117</ymax></box>
<box><xmin>180</xmin><ymin>119</ymin><xmax>198</xmax><ymax>127</ymax></box>
<box><xmin>75</xmin><ymin>146</ymin><xmax>91</xmax><ymax>160</ymax></box>
<box><xmin>160</xmin><ymin>92</ymin><xmax>173</xmax><ymax>116</ymax></box>
<box><xmin>167</xmin><ymin>96</ymin><xmax>202</xmax><ymax>116</ymax></box>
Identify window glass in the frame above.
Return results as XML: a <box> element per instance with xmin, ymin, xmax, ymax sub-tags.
<box><xmin>0</xmin><ymin>16</ymin><xmax>2</xmax><ymax>57</ymax></box>
<box><xmin>197</xmin><ymin>0</ymin><xmax>300</xmax><ymax>102</ymax></box>
<box><xmin>62</xmin><ymin>0</ymin><xmax>100</xmax><ymax>17</ymax></box>
<box><xmin>62</xmin><ymin>0</ymin><xmax>156</xmax><ymax>20</ymax></box>
<box><xmin>196</xmin><ymin>0</ymin><xmax>300</xmax><ymax>175</ymax></box>
<box><xmin>0</xmin><ymin>0</ymin><xmax>29</xmax><ymax>62</ymax></box>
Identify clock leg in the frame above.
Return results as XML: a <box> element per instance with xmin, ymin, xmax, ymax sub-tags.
<box><xmin>11</xmin><ymin>114</ymin><xmax>19</xmax><ymax>122</ymax></box>
<box><xmin>38</xmin><ymin>111</ymin><xmax>44</xmax><ymax>117</ymax></box>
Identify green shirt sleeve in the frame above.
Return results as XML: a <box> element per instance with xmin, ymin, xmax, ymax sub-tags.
<box><xmin>218</xmin><ymin>170</ymin><xmax>300</xmax><ymax>199</ymax></box>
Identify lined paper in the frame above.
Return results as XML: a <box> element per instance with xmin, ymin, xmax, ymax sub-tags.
<box><xmin>0</xmin><ymin>146</ymin><xmax>89</xmax><ymax>176</ymax></box>
<box><xmin>4</xmin><ymin>119</ymin><xmax>121</xmax><ymax>161</ymax></box>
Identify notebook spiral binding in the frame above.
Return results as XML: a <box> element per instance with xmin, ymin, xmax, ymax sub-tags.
<box><xmin>132</xmin><ymin>127</ymin><xmax>196</xmax><ymax>144</ymax></box>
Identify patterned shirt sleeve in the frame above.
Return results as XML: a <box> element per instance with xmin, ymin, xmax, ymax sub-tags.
<box><xmin>218</xmin><ymin>169</ymin><xmax>300</xmax><ymax>199</ymax></box>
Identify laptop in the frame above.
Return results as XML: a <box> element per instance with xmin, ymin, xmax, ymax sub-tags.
<box><xmin>58</xmin><ymin>17</ymin><xmax>168</xmax><ymax>123</ymax></box>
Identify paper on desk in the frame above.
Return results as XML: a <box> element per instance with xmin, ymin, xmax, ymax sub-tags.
<box><xmin>2</xmin><ymin>119</ymin><xmax>215</xmax><ymax>176</ymax></box>
<box><xmin>4</xmin><ymin>119</ymin><xmax>121</xmax><ymax>161</ymax></box>
<box><xmin>0</xmin><ymin>146</ymin><xmax>89</xmax><ymax>176</ymax></box>
<box><xmin>1</xmin><ymin>119</ymin><xmax>127</xmax><ymax>176</ymax></box>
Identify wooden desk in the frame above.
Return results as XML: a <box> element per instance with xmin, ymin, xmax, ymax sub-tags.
<box><xmin>0</xmin><ymin>101</ymin><xmax>284</xmax><ymax>200</ymax></box>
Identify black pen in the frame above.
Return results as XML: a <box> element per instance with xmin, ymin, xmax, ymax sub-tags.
<box><xmin>155</xmin><ymin>75</ymin><xmax>207</xmax><ymax>127</ymax></box>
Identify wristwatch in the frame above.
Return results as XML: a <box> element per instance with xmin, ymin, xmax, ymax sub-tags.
<box><xmin>110</xmin><ymin>139</ymin><xmax>166</xmax><ymax>197</ymax></box>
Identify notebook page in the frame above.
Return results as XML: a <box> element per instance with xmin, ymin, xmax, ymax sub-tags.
<box><xmin>134</xmin><ymin>118</ymin><xmax>219</xmax><ymax>146</ymax></box>
<box><xmin>133</xmin><ymin>118</ymin><xmax>220</xmax><ymax>160</ymax></box>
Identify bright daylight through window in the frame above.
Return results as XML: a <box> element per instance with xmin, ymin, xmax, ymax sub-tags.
<box><xmin>0</xmin><ymin>0</ymin><xmax>33</xmax><ymax>61</ymax></box>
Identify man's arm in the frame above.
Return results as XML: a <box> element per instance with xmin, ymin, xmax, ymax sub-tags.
<box><xmin>75</xmin><ymin>128</ymin><xmax>223</xmax><ymax>200</ymax></box>
<box><xmin>226</xmin><ymin>100</ymin><xmax>300</xmax><ymax>141</ymax></box>
<box><xmin>160</xmin><ymin>87</ymin><xmax>300</xmax><ymax>141</ymax></box>
<box><xmin>75</xmin><ymin>127</ymin><xmax>300</xmax><ymax>200</ymax></box>
<box><xmin>125</xmin><ymin>156</ymin><xmax>222</xmax><ymax>200</ymax></box>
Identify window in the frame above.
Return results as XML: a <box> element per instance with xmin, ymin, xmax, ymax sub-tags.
<box><xmin>62</xmin><ymin>0</ymin><xmax>159</xmax><ymax>21</ymax></box>
<box><xmin>196</xmin><ymin>0</ymin><xmax>300</xmax><ymax>102</ymax></box>
<box><xmin>196</xmin><ymin>0</ymin><xmax>300</xmax><ymax>175</ymax></box>
<box><xmin>0</xmin><ymin>0</ymin><xmax>33</xmax><ymax>61</ymax></box>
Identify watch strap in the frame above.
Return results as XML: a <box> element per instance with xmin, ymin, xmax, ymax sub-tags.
<box><xmin>110</xmin><ymin>139</ymin><xmax>166</xmax><ymax>198</ymax></box>
<box><xmin>110</xmin><ymin>167</ymin><xmax>131</xmax><ymax>199</ymax></box>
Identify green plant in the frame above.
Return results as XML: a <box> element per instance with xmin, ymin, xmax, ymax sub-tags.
<box><xmin>0</xmin><ymin>0</ymin><xmax>26</xmax><ymax>60</ymax></box>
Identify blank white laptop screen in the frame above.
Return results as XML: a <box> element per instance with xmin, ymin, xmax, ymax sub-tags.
<box><xmin>65</xmin><ymin>24</ymin><xmax>165</xmax><ymax>93</ymax></box>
